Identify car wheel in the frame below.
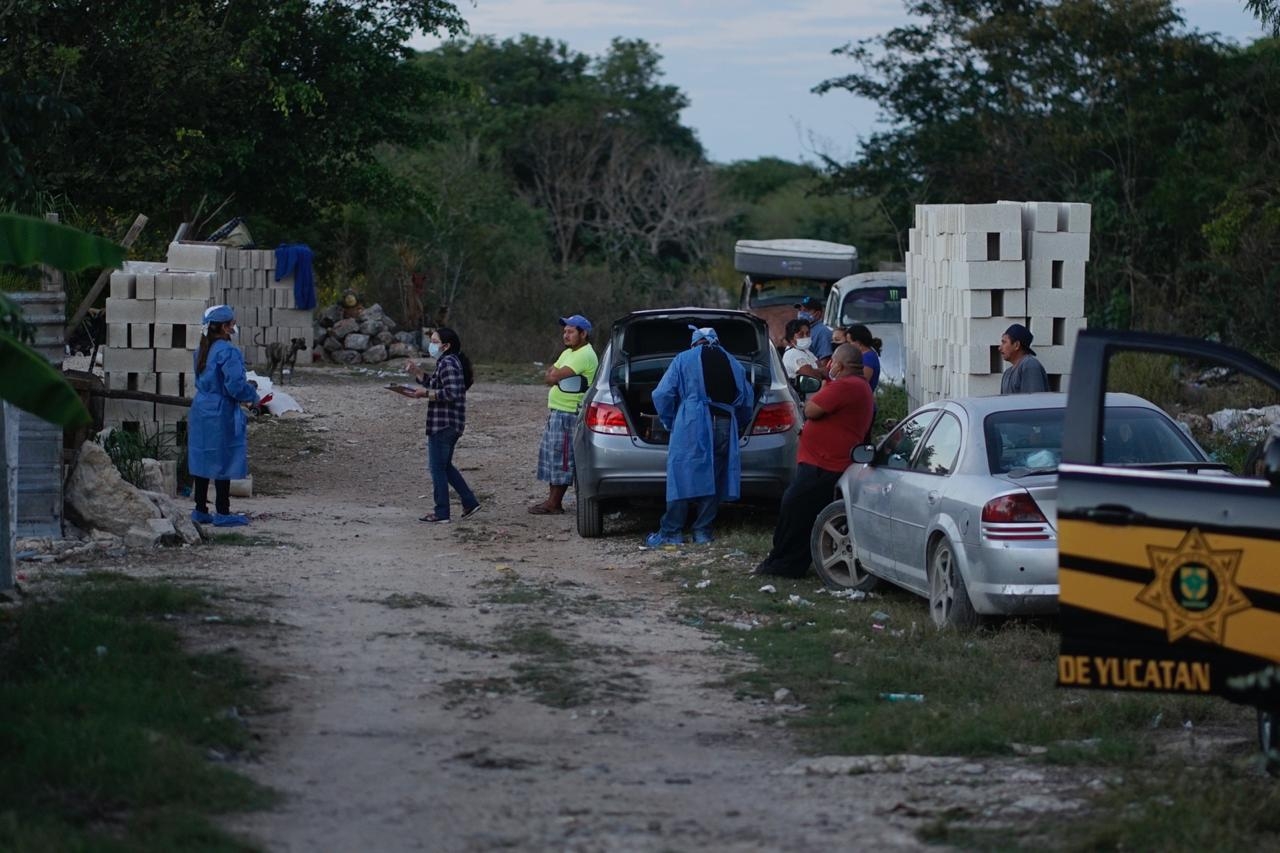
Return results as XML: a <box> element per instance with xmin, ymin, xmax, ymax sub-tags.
<box><xmin>928</xmin><ymin>538</ymin><xmax>977</xmax><ymax>629</ymax></box>
<box><xmin>1259</xmin><ymin>709</ymin><xmax>1280</xmax><ymax>776</ymax></box>
<box><xmin>810</xmin><ymin>500</ymin><xmax>879</xmax><ymax>591</ymax></box>
<box><xmin>576</xmin><ymin>485</ymin><xmax>603</xmax><ymax>538</ymax></box>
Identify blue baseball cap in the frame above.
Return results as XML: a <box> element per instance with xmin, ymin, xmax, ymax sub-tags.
<box><xmin>559</xmin><ymin>314</ymin><xmax>592</xmax><ymax>333</ymax></box>
<box><xmin>793</xmin><ymin>296</ymin><xmax>822</xmax><ymax>311</ymax></box>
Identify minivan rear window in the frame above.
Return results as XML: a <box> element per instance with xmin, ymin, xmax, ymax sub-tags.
<box><xmin>838</xmin><ymin>284</ymin><xmax>906</xmax><ymax>326</ymax></box>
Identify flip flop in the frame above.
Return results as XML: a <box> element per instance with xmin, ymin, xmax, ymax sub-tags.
<box><xmin>527</xmin><ymin>503</ymin><xmax>564</xmax><ymax>515</ymax></box>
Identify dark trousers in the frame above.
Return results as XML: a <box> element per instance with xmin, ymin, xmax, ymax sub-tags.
<box><xmin>428</xmin><ymin>426</ymin><xmax>478</xmax><ymax>520</ymax></box>
<box><xmin>660</xmin><ymin>416</ymin><xmax>732</xmax><ymax>537</ymax></box>
<box><xmin>760</xmin><ymin>463</ymin><xmax>841</xmax><ymax>578</ymax></box>
<box><xmin>193</xmin><ymin>477</ymin><xmax>231</xmax><ymax>515</ymax></box>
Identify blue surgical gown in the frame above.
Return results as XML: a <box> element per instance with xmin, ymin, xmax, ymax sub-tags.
<box><xmin>652</xmin><ymin>346</ymin><xmax>755</xmax><ymax>502</ymax></box>
<box><xmin>188</xmin><ymin>340</ymin><xmax>259</xmax><ymax>480</ymax></box>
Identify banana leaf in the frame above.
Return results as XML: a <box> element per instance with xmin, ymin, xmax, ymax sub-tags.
<box><xmin>0</xmin><ymin>329</ymin><xmax>90</xmax><ymax>427</ymax></box>
<box><xmin>0</xmin><ymin>213</ymin><xmax>125</xmax><ymax>270</ymax></box>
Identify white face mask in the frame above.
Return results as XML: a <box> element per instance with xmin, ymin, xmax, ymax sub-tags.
<box><xmin>230</xmin><ymin>325</ymin><xmax>240</xmax><ymax>340</ymax></box>
<box><xmin>795</xmin><ymin>337</ymin><xmax>811</xmax><ymax>351</ymax></box>
<box><xmin>428</xmin><ymin>342</ymin><xmax>443</xmax><ymax>358</ymax></box>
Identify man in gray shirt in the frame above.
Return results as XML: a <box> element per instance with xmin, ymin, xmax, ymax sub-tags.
<box><xmin>999</xmin><ymin>323</ymin><xmax>1049</xmax><ymax>394</ymax></box>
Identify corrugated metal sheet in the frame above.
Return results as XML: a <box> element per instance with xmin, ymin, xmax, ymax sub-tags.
<box><xmin>10</xmin><ymin>291</ymin><xmax>66</xmax><ymax>538</ymax></box>
<box><xmin>1</xmin><ymin>403</ymin><xmax>19</xmax><ymax>590</ymax></box>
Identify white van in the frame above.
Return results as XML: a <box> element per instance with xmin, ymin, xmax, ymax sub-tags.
<box><xmin>824</xmin><ymin>271</ymin><xmax>906</xmax><ymax>385</ymax></box>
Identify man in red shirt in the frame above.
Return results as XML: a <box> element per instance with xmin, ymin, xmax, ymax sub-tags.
<box><xmin>754</xmin><ymin>344</ymin><xmax>873</xmax><ymax>578</ymax></box>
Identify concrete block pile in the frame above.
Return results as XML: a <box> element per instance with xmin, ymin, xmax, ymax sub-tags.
<box><xmin>101</xmin><ymin>242</ymin><xmax>315</xmax><ymax>432</ymax></box>
<box><xmin>903</xmin><ymin>201</ymin><xmax>1090</xmax><ymax>408</ymax></box>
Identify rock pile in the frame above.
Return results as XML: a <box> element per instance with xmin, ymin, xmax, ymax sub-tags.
<box><xmin>314</xmin><ymin>303</ymin><xmax>422</xmax><ymax>365</ymax></box>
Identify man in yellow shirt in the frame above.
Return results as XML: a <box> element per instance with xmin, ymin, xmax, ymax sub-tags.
<box><xmin>529</xmin><ymin>314</ymin><xmax>599</xmax><ymax>514</ymax></box>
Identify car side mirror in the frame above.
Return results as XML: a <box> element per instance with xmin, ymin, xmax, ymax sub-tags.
<box><xmin>557</xmin><ymin>374</ymin><xmax>589</xmax><ymax>394</ymax></box>
<box><xmin>852</xmin><ymin>444</ymin><xmax>874</xmax><ymax>464</ymax></box>
<box><xmin>794</xmin><ymin>375</ymin><xmax>822</xmax><ymax>395</ymax></box>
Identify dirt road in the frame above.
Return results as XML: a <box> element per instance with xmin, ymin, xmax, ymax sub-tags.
<box><xmin>132</xmin><ymin>365</ymin><xmax>1084</xmax><ymax>851</ymax></box>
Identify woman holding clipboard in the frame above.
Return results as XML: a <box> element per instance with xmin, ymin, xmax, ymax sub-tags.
<box><xmin>397</xmin><ymin>328</ymin><xmax>481</xmax><ymax>523</ymax></box>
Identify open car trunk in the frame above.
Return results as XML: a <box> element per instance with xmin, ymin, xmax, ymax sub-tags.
<box><xmin>610</xmin><ymin>317</ymin><xmax>771</xmax><ymax>446</ymax></box>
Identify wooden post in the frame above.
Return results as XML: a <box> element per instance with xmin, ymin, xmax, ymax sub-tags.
<box><xmin>41</xmin><ymin>212</ymin><xmax>66</xmax><ymax>293</ymax></box>
<box><xmin>64</xmin><ymin>213</ymin><xmax>149</xmax><ymax>343</ymax></box>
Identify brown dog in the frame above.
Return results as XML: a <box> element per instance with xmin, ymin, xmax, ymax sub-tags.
<box><xmin>265</xmin><ymin>337</ymin><xmax>307</xmax><ymax>385</ymax></box>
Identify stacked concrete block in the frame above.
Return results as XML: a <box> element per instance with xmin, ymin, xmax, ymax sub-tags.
<box><xmin>216</xmin><ymin>248</ymin><xmax>314</xmax><ymax>368</ymax></box>
<box><xmin>103</xmin><ymin>254</ymin><xmax>218</xmax><ymax>431</ymax></box>
<box><xmin>903</xmin><ymin>201</ymin><xmax>1090</xmax><ymax>409</ymax></box>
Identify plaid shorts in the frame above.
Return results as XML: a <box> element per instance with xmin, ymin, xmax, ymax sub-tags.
<box><xmin>536</xmin><ymin>410</ymin><xmax>577</xmax><ymax>485</ymax></box>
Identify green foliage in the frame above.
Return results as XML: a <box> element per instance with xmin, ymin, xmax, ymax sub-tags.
<box><xmin>100</xmin><ymin>426</ymin><xmax>179</xmax><ymax>489</ymax></box>
<box><xmin>1</xmin><ymin>1</ymin><xmax>465</xmax><ymax>226</ymax></box>
<box><xmin>816</xmin><ymin>0</ymin><xmax>1280</xmax><ymax>349</ymax></box>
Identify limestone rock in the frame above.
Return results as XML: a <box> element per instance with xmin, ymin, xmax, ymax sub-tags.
<box><xmin>333</xmin><ymin>349</ymin><xmax>361</xmax><ymax>365</ymax></box>
<box><xmin>65</xmin><ymin>441</ymin><xmax>161</xmax><ymax>536</ymax></box>
<box><xmin>141</xmin><ymin>489</ymin><xmax>202</xmax><ymax>545</ymax></box>
<box><xmin>362</xmin><ymin>344</ymin><xmax>389</xmax><ymax>363</ymax></box>
<box><xmin>331</xmin><ymin>318</ymin><xmax>359</xmax><ymax>339</ymax></box>
<box><xmin>344</xmin><ymin>333</ymin><xmax>370</xmax><ymax>352</ymax></box>
<box><xmin>388</xmin><ymin>342</ymin><xmax>415</xmax><ymax>359</ymax></box>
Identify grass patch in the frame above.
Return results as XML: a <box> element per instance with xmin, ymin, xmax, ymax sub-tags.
<box><xmin>663</xmin><ymin>537</ymin><xmax>1280</xmax><ymax>849</ymax></box>
<box><xmin>247</xmin><ymin>417</ymin><xmax>329</xmax><ymax>496</ymax></box>
<box><xmin>668</xmin><ymin>558</ymin><xmax>1246</xmax><ymax>759</ymax></box>
<box><xmin>0</xmin><ymin>576</ymin><xmax>272</xmax><ymax>851</ymax></box>
<box><xmin>367</xmin><ymin>592</ymin><xmax>451</xmax><ymax>610</ymax></box>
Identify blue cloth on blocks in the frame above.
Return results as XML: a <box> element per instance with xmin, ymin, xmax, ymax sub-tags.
<box><xmin>188</xmin><ymin>340</ymin><xmax>259</xmax><ymax>480</ymax></box>
<box><xmin>651</xmin><ymin>345</ymin><xmax>754</xmax><ymax>503</ymax></box>
<box><xmin>274</xmin><ymin>244</ymin><xmax>317</xmax><ymax>310</ymax></box>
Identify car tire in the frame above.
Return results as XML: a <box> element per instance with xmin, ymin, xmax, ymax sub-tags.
<box><xmin>1259</xmin><ymin>709</ymin><xmax>1280</xmax><ymax>776</ymax></box>
<box><xmin>928</xmin><ymin>537</ymin><xmax>978</xmax><ymax>630</ymax></box>
<box><xmin>810</xmin><ymin>500</ymin><xmax>879</xmax><ymax>591</ymax></box>
<box><xmin>576</xmin><ymin>485</ymin><xmax>603</xmax><ymax>538</ymax></box>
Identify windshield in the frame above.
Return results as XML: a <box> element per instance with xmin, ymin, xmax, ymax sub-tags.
<box><xmin>838</xmin><ymin>284</ymin><xmax>906</xmax><ymax>326</ymax></box>
<box><xmin>985</xmin><ymin>405</ymin><xmax>1203</xmax><ymax>474</ymax></box>
<box><xmin>747</xmin><ymin>278</ymin><xmax>826</xmax><ymax>309</ymax></box>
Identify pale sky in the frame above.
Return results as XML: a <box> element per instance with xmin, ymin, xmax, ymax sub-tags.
<box><xmin>413</xmin><ymin>1</ymin><xmax>1270</xmax><ymax>165</ymax></box>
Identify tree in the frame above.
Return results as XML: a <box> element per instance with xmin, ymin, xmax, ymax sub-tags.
<box><xmin>1245</xmin><ymin>0</ymin><xmax>1280</xmax><ymax>35</ymax></box>
<box><xmin>0</xmin><ymin>1</ymin><xmax>466</xmax><ymax>230</ymax></box>
<box><xmin>812</xmin><ymin>0</ymin><xmax>1278</xmax><ymax>346</ymax></box>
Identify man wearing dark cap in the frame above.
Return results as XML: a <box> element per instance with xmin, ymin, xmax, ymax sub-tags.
<box><xmin>999</xmin><ymin>323</ymin><xmax>1049</xmax><ymax>394</ymax></box>
<box><xmin>530</xmin><ymin>314</ymin><xmax>598</xmax><ymax>514</ymax></box>
<box><xmin>795</xmin><ymin>296</ymin><xmax>834</xmax><ymax>365</ymax></box>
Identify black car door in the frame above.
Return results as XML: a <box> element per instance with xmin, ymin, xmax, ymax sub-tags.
<box><xmin>1057</xmin><ymin>330</ymin><xmax>1280</xmax><ymax>708</ymax></box>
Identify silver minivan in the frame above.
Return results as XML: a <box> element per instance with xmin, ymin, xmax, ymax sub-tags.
<box><xmin>571</xmin><ymin>308</ymin><xmax>803</xmax><ymax>538</ymax></box>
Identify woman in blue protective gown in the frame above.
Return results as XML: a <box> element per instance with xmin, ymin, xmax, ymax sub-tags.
<box><xmin>188</xmin><ymin>304</ymin><xmax>259</xmax><ymax>526</ymax></box>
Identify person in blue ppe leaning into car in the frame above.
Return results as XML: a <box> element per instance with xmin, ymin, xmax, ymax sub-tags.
<box><xmin>645</xmin><ymin>326</ymin><xmax>755</xmax><ymax>546</ymax></box>
<box><xmin>188</xmin><ymin>304</ymin><xmax>260</xmax><ymax>527</ymax></box>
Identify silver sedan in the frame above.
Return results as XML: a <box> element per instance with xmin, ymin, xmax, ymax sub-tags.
<box><xmin>809</xmin><ymin>392</ymin><xmax>1226</xmax><ymax>628</ymax></box>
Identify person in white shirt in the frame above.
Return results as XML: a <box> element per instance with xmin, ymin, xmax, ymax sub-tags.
<box><xmin>781</xmin><ymin>318</ymin><xmax>824</xmax><ymax>381</ymax></box>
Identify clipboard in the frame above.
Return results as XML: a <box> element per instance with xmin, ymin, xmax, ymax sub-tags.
<box><xmin>386</xmin><ymin>383</ymin><xmax>420</xmax><ymax>397</ymax></box>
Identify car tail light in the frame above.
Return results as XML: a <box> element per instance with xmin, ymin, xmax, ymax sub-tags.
<box><xmin>981</xmin><ymin>493</ymin><xmax>1052</xmax><ymax>541</ymax></box>
<box><xmin>586</xmin><ymin>402</ymin><xmax>630</xmax><ymax>435</ymax></box>
<box><xmin>750</xmin><ymin>401</ymin><xmax>797</xmax><ymax>435</ymax></box>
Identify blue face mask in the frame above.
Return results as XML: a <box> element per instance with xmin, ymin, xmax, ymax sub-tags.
<box><xmin>428</xmin><ymin>343</ymin><xmax>443</xmax><ymax>358</ymax></box>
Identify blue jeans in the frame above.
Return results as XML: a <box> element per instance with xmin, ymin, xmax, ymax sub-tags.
<box><xmin>427</xmin><ymin>426</ymin><xmax>477</xmax><ymax>520</ymax></box>
<box><xmin>659</xmin><ymin>416</ymin><xmax>731</xmax><ymax>538</ymax></box>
